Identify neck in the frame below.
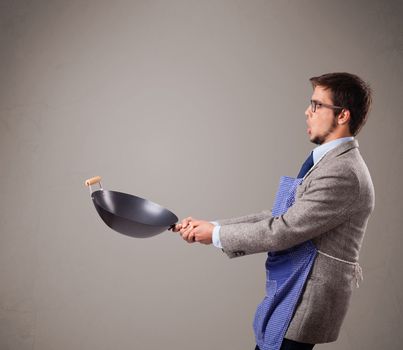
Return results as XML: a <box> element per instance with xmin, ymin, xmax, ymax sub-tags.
<box><xmin>322</xmin><ymin>130</ymin><xmax>353</xmax><ymax>144</ymax></box>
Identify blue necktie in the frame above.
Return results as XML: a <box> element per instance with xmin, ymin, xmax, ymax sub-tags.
<box><xmin>297</xmin><ymin>151</ymin><xmax>314</xmax><ymax>178</ymax></box>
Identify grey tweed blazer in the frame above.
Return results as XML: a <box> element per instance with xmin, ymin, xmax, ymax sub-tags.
<box><xmin>215</xmin><ymin>140</ymin><xmax>375</xmax><ymax>344</ymax></box>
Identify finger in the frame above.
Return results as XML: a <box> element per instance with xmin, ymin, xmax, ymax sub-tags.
<box><xmin>171</xmin><ymin>224</ymin><xmax>182</xmax><ymax>232</ymax></box>
<box><xmin>189</xmin><ymin>226</ymin><xmax>200</xmax><ymax>242</ymax></box>
<box><xmin>181</xmin><ymin>225</ymin><xmax>192</xmax><ymax>240</ymax></box>
<box><xmin>181</xmin><ymin>224</ymin><xmax>194</xmax><ymax>239</ymax></box>
<box><xmin>187</xmin><ymin>230</ymin><xmax>196</xmax><ymax>243</ymax></box>
<box><xmin>181</xmin><ymin>222</ymin><xmax>193</xmax><ymax>233</ymax></box>
<box><xmin>181</xmin><ymin>217</ymin><xmax>193</xmax><ymax>229</ymax></box>
<box><xmin>192</xmin><ymin>227</ymin><xmax>201</xmax><ymax>242</ymax></box>
<box><xmin>180</xmin><ymin>229</ymin><xmax>188</xmax><ymax>240</ymax></box>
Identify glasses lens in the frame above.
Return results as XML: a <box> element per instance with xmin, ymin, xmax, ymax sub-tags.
<box><xmin>310</xmin><ymin>100</ymin><xmax>316</xmax><ymax>112</ymax></box>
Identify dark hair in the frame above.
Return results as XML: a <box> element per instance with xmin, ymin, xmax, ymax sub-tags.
<box><xmin>309</xmin><ymin>72</ymin><xmax>372</xmax><ymax>136</ymax></box>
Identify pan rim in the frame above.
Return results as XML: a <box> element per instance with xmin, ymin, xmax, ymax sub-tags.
<box><xmin>91</xmin><ymin>189</ymin><xmax>178</xmax><ymax>227</ymax></box>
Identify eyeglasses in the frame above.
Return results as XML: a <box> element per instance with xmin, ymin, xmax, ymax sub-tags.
<box><xmin>310</xmin><ymin>99</ymin><xmax>345</xmax><ymax>113</ymax></box>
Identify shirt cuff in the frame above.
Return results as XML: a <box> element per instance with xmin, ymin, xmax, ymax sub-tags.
<box><xmin>212</xmin><ymin>224</ymin><xmax>222</xmax><ymax>249</ymax></box>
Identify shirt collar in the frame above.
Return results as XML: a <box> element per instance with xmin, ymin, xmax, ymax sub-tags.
<box><xmin>312</xmin><ymin>136</ymin><xmax>355</xmax><ymax>165</ymax></box>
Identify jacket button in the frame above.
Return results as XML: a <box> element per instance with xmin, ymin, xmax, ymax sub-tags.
<box><xmin>234</xmin><ymin>250</ymin><xmax>245</xmax><ymax>256</ymax></box>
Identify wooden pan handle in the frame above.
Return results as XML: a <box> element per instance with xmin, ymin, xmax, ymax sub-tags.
<box><xmin>85</xmin><ymin>176</ymin><xmax>102</xmax><ymax>187</ymax></box>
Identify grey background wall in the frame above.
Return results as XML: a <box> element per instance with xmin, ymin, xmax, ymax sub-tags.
<box><xmin>0</xmin><ymin>1</ymin><xmax>402</xmax><ymax>349</ymax></box>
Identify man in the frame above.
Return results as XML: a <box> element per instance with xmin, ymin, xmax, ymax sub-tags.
<box><xmin>172</xmin><ymin>72</ymin><xmax>375</xmax><ymax>350</ymax></box>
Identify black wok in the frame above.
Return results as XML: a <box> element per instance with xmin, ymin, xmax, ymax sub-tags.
<box><xmin>85</xmin><ymin>176</ymin><xmax>178</xmax><ymax>238</ymax></box>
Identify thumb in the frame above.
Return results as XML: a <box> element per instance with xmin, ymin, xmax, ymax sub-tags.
<box><xmin>181</xmin><ymin>217</ymin><xmax>193</xmax><ymax>228</ymax></box>
<box><xmin>190</xmin><ymin>219</ymin><xmax>202</xmax><ymax>226</ymax></box>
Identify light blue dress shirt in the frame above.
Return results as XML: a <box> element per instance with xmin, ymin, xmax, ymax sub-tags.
<box><xmin>211</xmin><ymin>136</ymin><xmax>355</xmax><ymax>249</ymax></box>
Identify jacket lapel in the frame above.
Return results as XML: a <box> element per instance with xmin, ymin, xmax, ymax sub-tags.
<box><xmin>303</xmin><ymin>140</ymin><xmax>359</xmax><ymax>181</ymax></box>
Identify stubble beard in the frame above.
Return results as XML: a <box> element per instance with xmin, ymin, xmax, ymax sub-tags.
<box><xmin>310</xmin><ymin>117</ymin><xmax>338</xmax><ymax>145</ymax></box>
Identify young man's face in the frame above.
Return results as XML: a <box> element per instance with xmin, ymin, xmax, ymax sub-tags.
<box><xmin>305</xmin><ymin>86</ymin><xmax>340</xmax><ymax>145</ymax></box>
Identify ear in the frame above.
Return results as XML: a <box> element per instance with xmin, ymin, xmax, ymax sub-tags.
<box><xmin>337</xmin><ymin>109</ymin><xmax>351</xmax><ymax>125</ymax></box>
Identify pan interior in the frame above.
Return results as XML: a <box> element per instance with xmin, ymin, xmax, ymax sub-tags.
<box><xmin>92</xmin><ymin>190</ymin><xmax>177</xmax><ymax>226</ymax></box>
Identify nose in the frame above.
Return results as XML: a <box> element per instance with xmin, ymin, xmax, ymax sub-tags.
<box><xmin>305</xmin><ymin>105</ymin><xmax>311</xmax><ymax>118</ymax></box>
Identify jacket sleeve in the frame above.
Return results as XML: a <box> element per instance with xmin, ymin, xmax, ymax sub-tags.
<box><xmin>219</xmin><ymin>168</ymin><xmax>359</xmax><ymax>258</ymax></box>
<box><xmin>214</xmin><ymin>209</ymin><xmax>272</xmax><ymax>226</ymax></box>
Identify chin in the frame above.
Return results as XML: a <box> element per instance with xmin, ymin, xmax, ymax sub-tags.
<box><xmin>310</xmin><ymin>135</ymin><xmax>323</xmax><ymax>145</ymax></box>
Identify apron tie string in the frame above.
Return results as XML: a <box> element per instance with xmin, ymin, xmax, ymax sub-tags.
<box><xmin>317</xmin><ymin>250</ymin><xmax>363</xmax><ymax>288</ymax></box>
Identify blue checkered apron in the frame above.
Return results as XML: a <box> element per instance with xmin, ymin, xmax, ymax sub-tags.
<box><xmin>253</xmin><ymin>176</ymin><xmax>318</xmax><ymax>350</ymax></box>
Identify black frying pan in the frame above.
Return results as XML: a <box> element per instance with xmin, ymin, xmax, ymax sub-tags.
<box><xmin>85</xmin><ymin>176</ymin><xmax>178</xmax><ymax>238</ymax></box>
